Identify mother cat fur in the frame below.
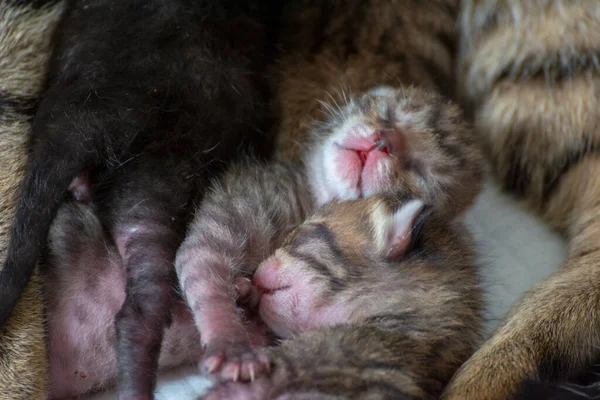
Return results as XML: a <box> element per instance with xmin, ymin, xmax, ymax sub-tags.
<box><xmin>0</xmin><ymin>1</ymin><xmax>66</xmax><ymax>398</ymax></box>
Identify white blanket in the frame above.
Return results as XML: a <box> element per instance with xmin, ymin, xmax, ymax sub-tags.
<box><xmin>85</xmin><ymin>177</ymin><xmax>567</xmax><ymax>399</ymax></box>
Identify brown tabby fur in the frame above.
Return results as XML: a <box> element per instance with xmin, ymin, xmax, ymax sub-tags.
<box><xmin>274</xmin><ymin>0</ymin><xmax>460</xmax><ymax>162</ymax></box>
<box><xmin>204</xmin><ymin>196</ymin><xmax>482</xmax><ymax>400</ymax></box>
<box><xmin>0</xmin><ymin>1</ymin><xmax>66</xmax><ymax>399</ymax></box>
<box><xmin>443</xmin><ymin>1</ymin><xmax>600</xmax><ymax>399</ymax></box>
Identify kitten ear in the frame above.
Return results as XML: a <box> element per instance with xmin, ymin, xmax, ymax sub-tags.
<box><xmin>373</xmin><ymin>199</ymin><xmax>430</xmax><ymax>261</ymax></box>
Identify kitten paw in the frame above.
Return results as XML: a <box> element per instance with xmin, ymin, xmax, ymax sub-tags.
<box><xmin>203</xmin><ymin>344</ymin><xmax>271</xmax><ymax>382</ymax></box>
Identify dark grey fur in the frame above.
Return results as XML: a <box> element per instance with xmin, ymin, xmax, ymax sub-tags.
<box><xmin>0</xmin><ymin>0</ymin><xmax>284</xmax><ymax>397</ymax></box>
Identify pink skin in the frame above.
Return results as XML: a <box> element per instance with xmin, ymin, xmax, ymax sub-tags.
<box><xmin>68</xmin><ymin>171</ymin><xmax>93</xmax><ymax>204</ymax></box>
<box><xmin>45</xmin><ymin>255</ymin><xmax>265</xmax><ymax>398</ymax></box>
<box><xmin>309</xmin><ymin>121</ymin><xmax>410</xmax><ymax>207</ymax></box>
<box><xmin>337</xmin><ymin>129</ymin><xmax>406</xmax><ymax>196</ymax></box>
<box><xmin>44</xmin><ymin>255</ymin><xmax>204</xmax><ymax>399</ymax></box>
<box><xmin>176</xmin><ymin>244</ymin><xmax>272</xmax><ymax>383</ymax></box>
<box><xmin>253</xmin><ymin>254</ymin><xmax>351</xmax><ymax>339</ymax></box>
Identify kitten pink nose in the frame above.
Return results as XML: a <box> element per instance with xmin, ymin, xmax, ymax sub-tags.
<box><xmin>253</xmin><ymin>255</ymin><xmax>281</xmax><ymax>290</ymax></box>
<box><xmin>373</xmin><ymin>129</ymin><xmax>404</xmax><ymax>156</ymax></box>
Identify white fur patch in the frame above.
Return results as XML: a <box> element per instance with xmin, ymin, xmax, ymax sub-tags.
<box><xmin>367</xmin><ymin>85</ymin><xmax>395</xmax><ymax>97</ymax></box>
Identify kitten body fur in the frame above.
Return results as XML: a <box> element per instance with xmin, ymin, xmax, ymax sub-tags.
<box><xmin>203</xmin><ymin>195</ymin><xmax>483</xmax><ymax>400</ymax></box>
<box><xmin>175</xmin><ymin>0</ymin><xmax>484</xmax><ymax>383</ymax></box>
<box><xmin>0</xmin><ymin>1</ymin><xmax>66</xmax><ymax>398</ymax></box>
<box><xmin>442</xmin><ymin>1</ymin><xmax>600</xmax><ymax>399</ymax></box>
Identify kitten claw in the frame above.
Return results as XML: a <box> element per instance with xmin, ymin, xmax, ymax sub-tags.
<box><xmin>204</xmin><ymin>354</ymin><xmax>225</xmax><ymax>374</ymax></box>
<box><xmin>202</xmin><ymin>343</ymin><xmax>271</xmax><ymax>382</ymax></box>
<box><xmin>249</xmin><ymin>364</ymin><xmax>256</xmax><ymax>382</ymax></box>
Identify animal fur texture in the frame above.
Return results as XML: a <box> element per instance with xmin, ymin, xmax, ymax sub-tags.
<box><xmin>175</xmin><ymin>0</ymin><xmax>484</xmax><ymax>384</ymax></box>
<box><xmin>202</xmin><ymin>195</ymin><xmax>483</xmax><ymax>400</ymax></box>
<box><xmin>442</xmin><ymin>1</ymin><xmax>600</xmax><ymax>399</ymax></box>
<box><xmin>42</xmin><ymin>199</ymin><xmax>204</xmax><ymax>399</ymax></box>
<box><xmin>0</xmin><ymin>1</ymin><xmax>66</xmax><ymax>399</ymax></box>
<box><xmin>12</xmin><ymin>0</ymin><xmax>282</xmax><ymax>398</ymax></box>
<box><xmin>273</xmin><ymin>0</ymin><xmax>461</xmax><ymax>163</ymax></box>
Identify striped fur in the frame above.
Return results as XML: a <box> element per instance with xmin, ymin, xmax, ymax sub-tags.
<box><xmin>442</xmin><ymin>1</ymin><xmax>600</xmax><ymax>399</ymax></box>
<box><xmin>0</xmin><ymin>1</ymin><xmax>65</xmax><ymax>399</ymax></box>
<box><xmin>175</xmin><ymin>0</ymin><xmax>485</xmax><ymax>383</ymax></box>
<box><xmin>203</xmin><ymin>196</ymin><xmax>483</xmax><ymax>400</ymax></box>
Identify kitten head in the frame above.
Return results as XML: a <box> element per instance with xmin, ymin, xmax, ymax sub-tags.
<box><xmin>253</xmin><ymin>195</ymin><xmax>472</xmax><ymax>338</ymax></box>
<box><xmin>306</xmin><ymin>86</ymin><xmax>485</xmax><ymax>217</ymax></box>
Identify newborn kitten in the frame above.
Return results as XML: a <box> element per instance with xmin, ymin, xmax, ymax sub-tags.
<box><xmin>203</xmin><ymin>194</ymin><xmax>483</xmax><ymax>400</ymax></box>
<box><xmin>177</xmin><ymin>0</ymin><xmax>484</xmax><ymax>382</ymax></box>
<box><xmin>43</xmin><ymin>195</ymin><xmax>274</xmax><ymax>399</ymax></box>
<box><xmin>175</xmin><ymin>86</ymin><xmax>483</xmax><ymax>382</ymax></box>
<box><xmin>42</xmin><ymin>200</ymin><xmax>201</xmax><ymax>399</ymax></box>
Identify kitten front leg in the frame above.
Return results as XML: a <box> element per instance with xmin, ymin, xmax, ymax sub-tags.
<box><xmin>176</xmin><ymin>240</ymin><xmax>270</xmax><ymax>382</ymax></box>
<box><xmin>175</xmin><ymin>161</ymin><xmax>311</xmax><ymax>382</ymax></box>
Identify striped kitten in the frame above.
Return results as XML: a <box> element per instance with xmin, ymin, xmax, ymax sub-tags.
<box><xmin>176</xmin><ymin>0</ymin><xmax>484</xmax><ymax>382</ymax></box>
<box><xmin>202</xmin><ymin>195</ymin><xmax>483</xmax><ymax>400</ymax></box>
<box><xmin>175</xmin><ymin>87</ymin><xmax>483</xmax><ymax>382</ymax></box>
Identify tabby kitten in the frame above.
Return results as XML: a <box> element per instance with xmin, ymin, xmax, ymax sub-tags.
<box><xmin>175</xmin><ymin>0</ymin><xmax>484</xmax><ymax>382</ymax></box>
<box><xmin>203</xmin><ymin>195</ymin><xmax>483</xmax><ymax>400</ymax></box>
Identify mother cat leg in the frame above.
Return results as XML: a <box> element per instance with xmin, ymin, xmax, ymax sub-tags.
<box><xmin>175</xmin><ymin>161</ymin><xmax>311</xmax><ymax>382</ymax></box>
<box><xmin>443</xmin><ymin>1</ymin><xmax>600</xmax><ymax>398</ymax></box>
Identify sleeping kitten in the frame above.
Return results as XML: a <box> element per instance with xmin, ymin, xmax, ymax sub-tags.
<box><xmin>175</xmin><ymin>86</ymin><xmax>483</xmax><ymax>382</ymax></box>
<box><xmin>2</xmin><ymin>0</ymin><xmax>283</xmax><ymax>398</ymax></box>
<box><xmin>176</xmin><ymin>0</ymin><xmax>483</xmax><ymax>381</ymax></box>
<box><xmin>175</xmin><ymin>4</ymin><xmax>481</xmax><ymax>386</ymax></box>
<box><xmin>202</xmin><ymin>194</ymin><xmax>483</xmax><ymax>400</ymax></box>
